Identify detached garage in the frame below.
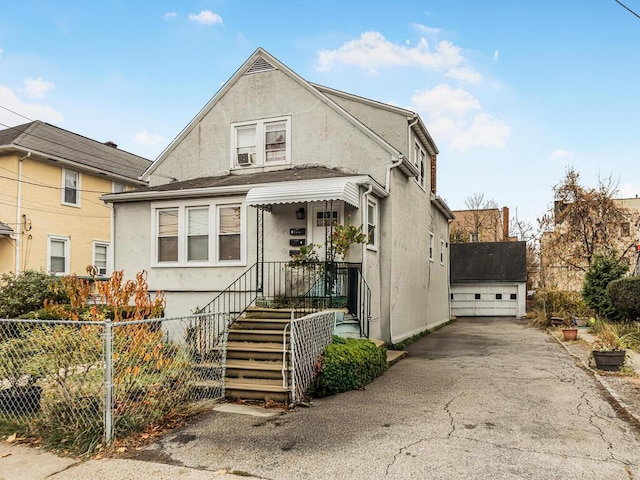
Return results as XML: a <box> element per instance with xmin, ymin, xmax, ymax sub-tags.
<box><xmin>450</xmin><ymin>241</ymin><xmax>527</xmax><ymax>318</ymax></box>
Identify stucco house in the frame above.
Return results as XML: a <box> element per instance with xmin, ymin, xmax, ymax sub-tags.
<box><xmin>102</xmin><ymin>48</ymin><xmax>453</xmax><ymax>345</ymax></box>
<box><xmin>0</xmin><ymin>121</ymin><xmax>151</xmax><ymax>276</ymax></box>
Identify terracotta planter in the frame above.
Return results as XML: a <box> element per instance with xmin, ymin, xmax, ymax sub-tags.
<box><xmin>592</xmin><ymin>350</ymin><xmax>626</xmax><ymax>371</ymax></box>
<box><xmin>562</xmin><ymin>328</ymin><xmax>578</xmax><ymax>341</ymax></box>
<box><xmin>0</xmin><ymin>386</ymin><xmax>42</xmax><ymax>416</ymax></box>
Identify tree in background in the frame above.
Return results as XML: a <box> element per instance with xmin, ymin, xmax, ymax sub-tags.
<box><xmin>539</xmin><ymin>167</ymin><xmax>629</xmax><ymax>289</ymax></box>
<box><xmin>582</xmin><ymin>251</ymin><xmax>628</xmax><ymax>319</ymax></box>
<box><xmin>450</xmin><ymin>192</ymin><xmax>500</xmax><ymax>243</ymax></box>
<box><xmin>510</xmin><ymin>214</ymin><xmax>541</xmax><ymax>291</ymax></box>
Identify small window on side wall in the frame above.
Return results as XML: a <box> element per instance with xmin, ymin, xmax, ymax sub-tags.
<box><xmin>367</xmin><ymin>198</ymin><xmax>378</xmax><ymax>250</ymax></box>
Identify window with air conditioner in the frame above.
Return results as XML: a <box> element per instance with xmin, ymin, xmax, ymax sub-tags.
<box><xmin>231</xmin><ymin>116</ymin><xmax>290</xmax><ymax>168</ymax></box>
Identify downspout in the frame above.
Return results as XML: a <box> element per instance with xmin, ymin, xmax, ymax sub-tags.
<box><xmin>361</xmin><ymin>183</ymin><xmax>374</xmax><ymax>277</ymax></box>
<box><xmin>15</xmin><ymin>152</ymin><xmax>31</xmax><ymax>274</ymax></box>
<box><xmin>384</xmin><ymin>155</ymin><xmax>404</xmax><ymax>193</ymax></box>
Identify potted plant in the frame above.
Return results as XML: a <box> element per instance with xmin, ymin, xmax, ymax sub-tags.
<box><xmin>590</xmin><ymin>323</ymin><xmax>635</xmax><ymax>371</ymax></box>
<box><xmin>0</xmin><ymin>335</ymin><xmax>42</xmax><ymax>415</ymax></box>
<box><xmin>561</xmin><ymin>318</ymin><xmax>578</xmax><ymax>341</ymax></box>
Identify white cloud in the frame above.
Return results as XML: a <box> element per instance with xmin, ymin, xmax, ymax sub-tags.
<box><xmin>0</xmin><ymin>85</ymin><xmax>63</xmax><ymax>124</ymax></box>
<box><xmin>549</xmin><ymin>149</ymin><xmax>576</xmax><ymax>160</ymax></box>
<box><xmin>162</xmin><ymin>12</ymin><xmax>177</xmax><ymax>20</ymax></box>
<box><xmin>23</xmin><ymin>77</ymin><xmax>55</xmax><ymax>98</ymax></box>
<box><xmin>0</xmin><ymin>47</ymin><xmax>3</xmax><ymax>60</ymax></box>
<box><xmin>412</xmin><ymin>24</ymin><xmax>441</xmax><ymax>36</ymax></box>
<box><xmin>445</xmin><ymin>66</ymin><xmax>482</xmax><ymax>84</ymax></box>
<box><xmin>188</xmin><ymin>10</ymin><xmax>223</xmax><ymax>26</ymax></box>
<box><xmin>412</xmin><ymin>84</ymin><xmax>480</xmax><ymax>118</ymax></box>
<box><xmin>494</xmin><ymin>50</ymin><xmax>499</xmax><ymax>60</ymax></box>
<box><xmin>317</xmin><ymin>32</ymin><xmax>463</xmax><ymax>73</ymax></box>
<box><xmin>134</xmin><ymin>130</ymin><xmax>167</xmax><ymax>147</ymax></box>
<box><xmin>411</xmin><ymin>84</ymin><xmax>509</xmax><ymax>151</ymax></box>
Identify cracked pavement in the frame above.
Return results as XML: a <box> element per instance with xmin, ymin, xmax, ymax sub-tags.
<box><xmin>16</xmin><ymin>316</ymin><xmax>636</xmax><ymax>480</ymax></box>
<box><xmin>119</xmin><ymin>317</ymin><xmax>640</xmax><ymax>480</ymax></box>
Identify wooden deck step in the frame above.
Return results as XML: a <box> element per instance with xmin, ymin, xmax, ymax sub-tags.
<box><xmin>228</xmin><ymin>329</ymin><xmax>286</xmax><ymax>343</ymax></box>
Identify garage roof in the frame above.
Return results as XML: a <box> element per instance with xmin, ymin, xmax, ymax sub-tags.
<box><xmin>450</xmin><ymin>241</ymin><xmax>527</xmax><ymax>283</ymax></box>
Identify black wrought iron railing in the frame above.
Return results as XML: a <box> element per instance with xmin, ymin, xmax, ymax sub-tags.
<box><xmin>193</xmin><ymin>261</ymin><xmax>370</xmax><ymax>358</ymax></box>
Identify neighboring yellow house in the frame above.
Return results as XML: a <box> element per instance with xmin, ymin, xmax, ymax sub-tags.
<box><xmin>0</xmin><ymin>121</ymin><xmax>151</xmax><ymax>276</ymax></box>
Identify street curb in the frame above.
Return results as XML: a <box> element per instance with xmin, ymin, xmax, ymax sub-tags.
<box><xmin>550</xmin><ymin>333</ymin><xmax>640</xmax><ymax>430</ymax></box>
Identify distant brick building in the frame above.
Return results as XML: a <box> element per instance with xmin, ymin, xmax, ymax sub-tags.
<box><xmin>450</xmin><ymin>206</ymin><xmax>512</xmax><ymax>243</ymax></box>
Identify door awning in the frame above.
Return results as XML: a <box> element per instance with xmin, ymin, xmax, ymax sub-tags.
<box><xmin>246</xmin><ymin>178</ymin><xmax>361</xmax><ymax>208</ymax></box>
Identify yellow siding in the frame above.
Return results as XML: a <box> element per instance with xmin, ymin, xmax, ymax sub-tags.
<box><xmin>0</xmin><ymin>153</ymin><xmax>116</xmax><ymax>275</ymax></box>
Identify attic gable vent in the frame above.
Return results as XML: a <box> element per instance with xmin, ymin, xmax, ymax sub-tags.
<box><xmin>246</xmin><ymin>57</ymin><xmax>275</xmax><ymax>75</ymax></box>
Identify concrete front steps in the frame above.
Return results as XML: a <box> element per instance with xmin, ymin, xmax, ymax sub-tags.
<box><xmin>191</xmin><ymin>307</ymin><xmax>406</xmax><ymax>403</ymax></box>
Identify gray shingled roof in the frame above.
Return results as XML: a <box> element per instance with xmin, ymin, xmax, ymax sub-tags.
<box><xmin>133</xmin><ymin>166</ymin><xmax>358</xmax><ymax>193</ymax></box>
<box><xmin>0</xmin><ymin>121</ymin><xmax>152</xmax><ymax>182</ymax></box>
<box><xmin>450</xmin><ymin>241</ymin><xmax>527</xmax><ymax>283</ymax></box>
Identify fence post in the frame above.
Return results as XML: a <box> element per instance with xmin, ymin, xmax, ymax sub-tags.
<box><xmin>104</xmin><ymin>319</ymin><xmax>114</xmax><ymax>446</ymax></box>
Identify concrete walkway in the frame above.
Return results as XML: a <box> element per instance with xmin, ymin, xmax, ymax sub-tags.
<box><xmin>2</xmin><ymin>317</ymin><xmax>640</xmax><ymax>479</ymax></box>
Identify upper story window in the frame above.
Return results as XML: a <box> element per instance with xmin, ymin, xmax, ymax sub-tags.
<box><xmin>112</xmin><ymin>182</ymin><xmax>127</xmax><ymax>193</ymax></box>
<box><xmin>367</xmin><ymin>198</ymin><xmax>378</xmax><ymax>250</ymax></box>
<box><xmin>440</xmin><ymin>239</ymin><xmax>445</xmax><ymax>265</ymax></box>
<box><xmin>429</xmin><ymin>232</ymin><xmax>435</xmax><ymax>261</ymax></box>
<box><xmin>231</xmin><ymin>116</ymin><xmax>291</xmax><ymax>168</ymax></box>
<box><xmin>414</xmin><ymin>142</ymin><xmax>426</xmax><ymax>189</ymax></box>
<box><xmin>152</xmin><ymin>200</ymin><xmax>245</xmax><ymax>266</ymax></box>
<box><xmin>62</xmin><ymin>169</ymin><xmax>80</xmax><ymax>206</ymax></box>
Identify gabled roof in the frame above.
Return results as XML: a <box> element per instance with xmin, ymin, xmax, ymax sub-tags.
<box><xmin>144</xmin><ymin>48</ymin><xmax>417</xmax><ymax>180</ymax></box>
<box><xmin>0</xmin><ymin>121</ymin><xmax>151</xmax><ymax>183</ymax></box>
<box><xmin>450</xmin><ymin>241</ymin><xmax>527</xmax><ymax>283</ymax></box>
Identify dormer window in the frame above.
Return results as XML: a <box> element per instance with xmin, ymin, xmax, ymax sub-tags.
<box><xmin>231</xmin><ymin>116</ymin><xmax>291</xmax><ymax>168</ymax></box>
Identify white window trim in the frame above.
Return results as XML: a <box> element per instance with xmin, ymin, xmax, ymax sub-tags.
<box><xmin>429</xmin><ymin>232</ymin><xmax>435</xmax><ymax>262</ymax></box>
<box><xmin>48</xmin><ymin>235</ymin><xmax>70</xmax><ymax>275</ymax></box>
<box><xmin>150</xmin><ymin>198</ymin><xmax>246</xmax><ymax>268</ymax></box>
<box><xmin>440</xmin><ymin>239</ymin><xmax>445</xmax><ymax>265</ymax></box>
<box><xmin>92</xmin><ymin>241</ymin><xmax>111</xmax><ymax>276</ymax></box>
<box><xmin>230</xmin><ymin>116</ymin><xmax>291</xmax><ymax>169</ymax></box>
<box><xmin>112</xmin><ymin>181</ymin><xmax>127</xmax><ymax>193</ymax></box>
<box><xmin>61</xmin><ymin>169</ymin><xmax>81</xmax><ymax>207</ymax></box>
<box><xmin>413</xmin><ymin>141</ymin><xmax>427</xmax><ymax>191</ymax></box>
<box><xmin>366</xmin><ymin>197</ymin><xmax>378</xmax><ymax>251</ymax></box>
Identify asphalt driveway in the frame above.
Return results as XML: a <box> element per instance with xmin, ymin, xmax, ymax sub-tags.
<box><xmin>107</xmin><ymin>316</ymin><xmax>639</xmax><ymax>480</ymax></box>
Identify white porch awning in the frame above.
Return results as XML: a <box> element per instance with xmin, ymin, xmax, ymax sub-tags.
<box><xmin>245</xmin><ymin>178</ymin><xmax>360</xmax><ymax>208</ymax></box>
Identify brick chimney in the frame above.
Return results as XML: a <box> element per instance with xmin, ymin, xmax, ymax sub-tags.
<box><xmin>502</xmin><ymin>206</ymin><xmax>509</xmax><ymax>241</ymax></box>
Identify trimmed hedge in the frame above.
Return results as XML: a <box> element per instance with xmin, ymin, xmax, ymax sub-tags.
<box><xmin>607</xmin><ymin>276</ymin><xmax>640</xmax><ymax>322</ymax></box>
<box><xmin>582</xmin><ymin>251</ymin><xmax>628</xmax><ymax>319</ymax></box>
<box><xmin>309</xmin><ymin>336</ymin><xmax>387</xmax><ymax>397</ymax></box>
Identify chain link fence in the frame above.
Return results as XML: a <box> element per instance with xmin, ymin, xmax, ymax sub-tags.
<box><xmin>289</xmin><ymin>311</ymin><xmax>336</xmax><ymax>403</ymax></box>
<box><xmin>0</xmin><ymin>314</ymin><xmax>226</xmax><ymax>455</ymax></box>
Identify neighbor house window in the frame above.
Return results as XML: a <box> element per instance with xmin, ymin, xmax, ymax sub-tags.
<box><xmin>62</xmin><ymin>169</ymin><xmax>80</xmax><ymax>206</ymax></box>
<box><xmin>152</xmin><ymin>201</ymin><xmax>244</xmax><ymax>266</ymax></box>
<box><xmin>157</xmin><ymin>209</ymin><xmax>179</xmax><ymax>262</ymax></box>
<box><xmin>621</xmin><ymin>222</ymin><xmax>630</xmax><ymax>237</ymax></box>
<box><xmin>429</xmin><ymin>232</ymin><xmax>435</xmax><ymax>261</ymax></box>
<box><xmin>187</xmin><ymin>207</ymin><xmax>209</xmax><ymax>262</ymax></box>
<box><xmin>112</xmin><ymin>182</ymin><xmax>127</xmax><ymax>193</ymax></box>
<box><xmin>440</xmin><ymin>239</ymin><xmax>445</xmax><ymax>265</ymax></box>
<box><xmin>367</xmin><ymin>198</ymin><xmax>378</xmax><ymax>250</ymax></box>
<box><xmin>231</xmin><ymin>116</ymin><xmax>291</xmax><ymax>168</ymax></box>
<box><xmin>218</xmin><ymin>206</ymin><xmax>241</xmax><ymax>261</ymax></box>
<box><xmin>48</xmin><ymin>236</ymin><xmax>69</xmax><ymax>274</ymax></box>
<box><xmin>414</xmin><ymin>142</ymin><xmax>426</xmax><ymax>188</ymax></box>
<box><xmin>93</xmin><ymin>242</ymin><xmax>110</xmax><ymax>275</ymax></box>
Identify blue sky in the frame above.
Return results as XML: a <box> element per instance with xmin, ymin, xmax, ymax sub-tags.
<box><xmin>1</xmin><ymin>1</ymin><xmax>639</xmax><ymax>228</ymax></box>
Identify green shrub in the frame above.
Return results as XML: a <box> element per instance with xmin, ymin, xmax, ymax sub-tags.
<box><xmin>582</xmin><ymin>251</ymin><xmax>628</xmax><ymax>319</ymax></box>
<box><xmin>533</xmin><ymin>289</ymin><xmax>591</xmax><ymax>322</ymax></box>
<box><xmin>607</xmin><ymin>276</ymin><xmax>640</xmax><ymax>322</ymax></box>
<box><xmin>0</xmin><ymin>271</ymin><xmax>68</xmax><ymax>319</ymax></box>
<box><xmin>309</xmin><ymin>336</ymin><xmax>387</xmax><ymax>397</ymax></box>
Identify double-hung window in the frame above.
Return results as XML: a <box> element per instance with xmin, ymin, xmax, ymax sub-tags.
<box><xmin>367</xmin><ymin>198</ymin><xmax>378</xmax><ymax>250</ymax></box>
<box><xmin>48</xmin><ymin>235</ymin><xmax>69</xmax><ymax>274</ymax></box>
<box><xmin>93</xmin><ymin>242</ymin><xmax>110</xmax><ymax>275</ymax></box>
<box><xmin>232</xmin><ymin>116</ymin><xmax>291</xmax><ymax>168</ymax></box>
<box><xmin>440</xmin><ymin>239</ymin><xmax>445</xmax><ymax>265</ymax></box>
<box><xmin>414</xmin><ymin>142</ymin><xmax>426</xmax><ymax>189</ymax></box>
<box><xmin>62</xmin><ymin>169</ymin><xmax>80</xmax><ymax>206</ymax></box>
<box><xmin>429</xmin><ymin>232</ymin><xmax>435</xmax><ymax>262</ymax></box>
<box><xmin>153</xmin><ymin>201</ymin><xmax>244</xmax><ymax>266</ymax></box>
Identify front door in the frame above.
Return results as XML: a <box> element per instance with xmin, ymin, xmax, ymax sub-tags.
<box><xmin>309</xmin><ymin>202</ymin><xmax>343</xmax><ymax>262</ymax></box>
